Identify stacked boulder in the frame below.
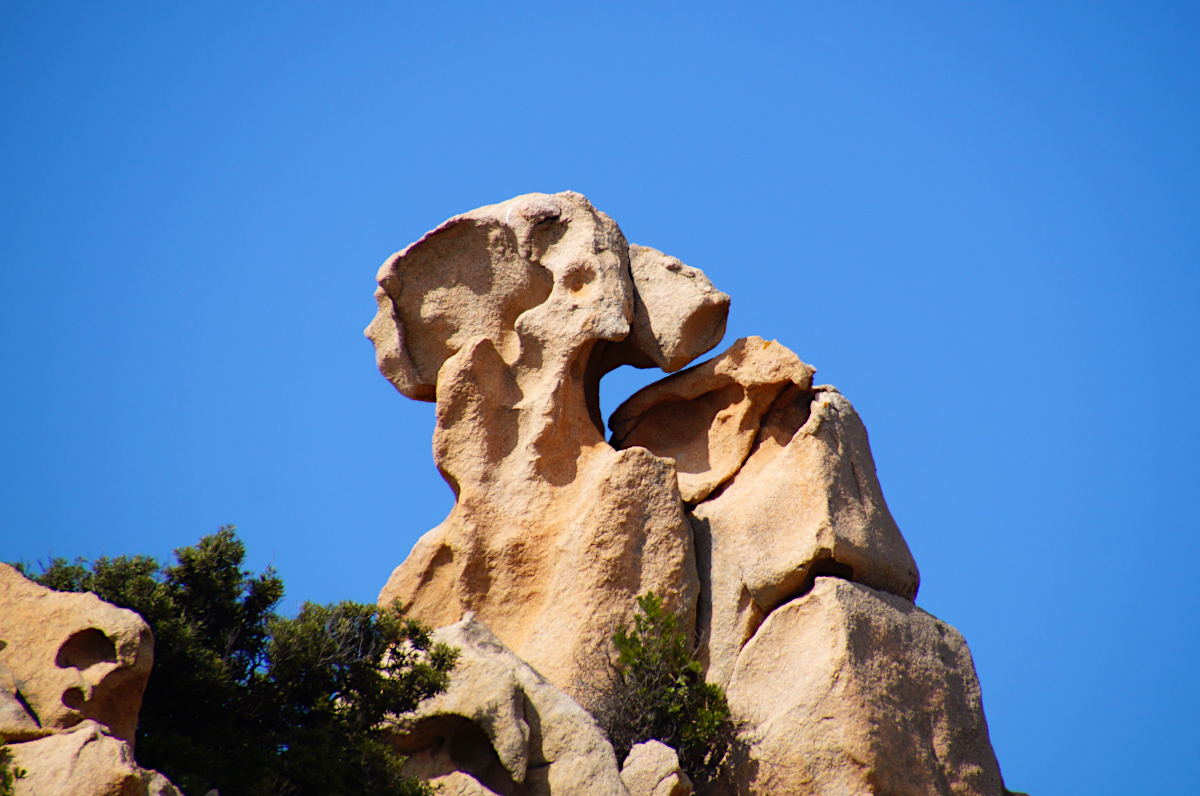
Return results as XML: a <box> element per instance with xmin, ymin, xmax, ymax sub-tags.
<box><xmin>0</xmin><ymin>564</ymin><xmax>179</xmax><ymax>796</ymax></box>
<box><xmin>369</xmin><ymin>192</ymin><xmax>1013</xmax><ymax>795</ymax></box>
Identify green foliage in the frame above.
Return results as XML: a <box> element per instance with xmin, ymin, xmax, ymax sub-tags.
<box><xmin>17</xmin><ymin>526</ymin><xmax>456</xmax><ymax>796</ymax></box>
<box><xmin>0</xmin><ymin>739</ymin><xmax>26</xmax><ymax>796</ymax></box>
<box><xmin>588</xmin><ymin>592</ymin><xmax>736</xmax><ymax>790</ymax></box>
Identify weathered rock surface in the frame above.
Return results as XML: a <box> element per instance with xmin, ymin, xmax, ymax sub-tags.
<box><xmin>610</xmin><ymin>336</ymin><xmax>815</xmax><ymax>504</ymax></box>
<box><xmin>0</xmin><ymin>563</ymin><xmax>153</xmax><ymax>745</ymax></box>
<box><xmin>392</xmin><ymin>615</ymin><xmax>629</xmax><ymax>796</ymax></box>
<box><xmin>724</xmin><ymin>577</ymin><xmax>1004</xmax><ymax>796</ymax></box>
<box><xmin>611</xmin><ymin>340</ymin><xmax>919</xmax><ymax>686</ymax></box>
<box><xmin>139</xmin><ymin>770</ymin><xmax>181</xmax><ymax>796</ymax></box>
<box><xmin>0</xmin><ymin>662</ymin><xmax>41</xmax><ymax>741</ymax></box>
<box><xmin>620</xmin><ymin>741</ymin><xmax>692</xmax><ymax>796</ymax></box>
<box><xmin>371</xmin><ymin>193</ymin><xmax>1011</xmax><ymax>796</ymax></box>
<box><xmin>599</xmin><ymin>245</ymin><xmax>730</xmax><ymax>375</ymax></box>
<box><xmin>8</xmin><ymin>720</ymin><xmax>180</xmax><ymax>796</ymax></box>
<box><xmin>370</xmin><ymin>192</ymin><xmax>726</xmax><ymax>694</ymax></box>
<box><xmin>0</xmin><ymin>565</ymin><xmax>181</xmax><ymax>796</ymax></box>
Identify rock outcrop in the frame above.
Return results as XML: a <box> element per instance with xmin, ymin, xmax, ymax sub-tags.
<box><xmin>0</xmin><ymin>564</ymin><xmax>153</xmax><ymax>746</ymax></box>
<box><xmin>369</xmin><ymin>192</ymin><xmax>1013</xmax><ymax>795</ymax></box>
<box><xmin>0</xmin><ymin>564</ymin><xmax>179</xmax><ymax>796</ymax></box>
<box><xmin>609</xmin><ymin>336</ymin><xmax>816</xmax><ymax>505</ymax></box>
<box><xmin>6</xmin><ymin>720</ymin><xmax>178</xmax><ymax>796</ymax></box>
<box><xmin>391</xmin><ymin>615</ymin><xmax>630</xmax><ymax>796</ymax></box>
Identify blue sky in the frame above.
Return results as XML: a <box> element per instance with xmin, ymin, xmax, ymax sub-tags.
<box><xmin>2</xmin><ymin>3</ymin><xmax>1197</xmax><ymax>793</ymax></box>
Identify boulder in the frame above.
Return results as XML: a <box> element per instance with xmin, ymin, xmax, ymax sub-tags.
<box><xmin>141</xmin><ymin>770</ymin><xmax>181</xmax><ymax>796</ymax></box>
<box><xmin>0</xmin><ymin>564</ymin><xmax>153</xmax><ymax>745</ymax></box>
<box><xmin>0</xmin><ymin>566</ymin><xmax>182</xmax><ymax>796</ymax></box>
<box><xmin>369</xmin><ymin>193</ymin><xmax>727</xmax><ymax>694</ymax></box>
<box><xmin>693</xmin><ymin>384</ymin><xmax>919</xmax><ymax>684</ymax></box>
<box><xmin>392</xmin><ymin>615</ymin><xmax>629</xmax><ymax>796</ymax></box>
<box><xmin>724</xmin><ymin>577</ymin><xmax>1005</xmax><ymax>796</ymax></box>
<box><xmin>620</xmin><ymin>741</ymin><xmax>692</xmax><ymax>796</ymax></box>
<box><xmin>8</xmin><ymin>720</ymin><xmax>180</xmax><ymax>796</ymax></box>
<box><xmin>599</xmin><ymin>245</ymin><xmax>730</xmax><ymax>375</ymax></box>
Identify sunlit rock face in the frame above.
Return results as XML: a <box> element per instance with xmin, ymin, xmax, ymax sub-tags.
<box><xmin>610</xmin><ymin>338</ymin><xmax>921</xmax><ymax>689</ymax></box>
<box><xmin>721</xmin><ymin>578</ymin><xmax>1003</xmax><ymax>796</ymax></box>
<box><xmin>0</xmin><ymin>563</ymin><xmax>182</xmax><ymax>795</ymax></box>
<box><xmin>0</xmin><ymin>563</ymin><xmax>153</xmax><ymax>746</ymax></box>
<box><xmin>370</xmin><ymin>192</ymin><xmax>1008</xmax><ymax>795</ymax></box>
<box><xmin>392</xmin><ymin>615</ymin><xmax>630</xmax><ymax>796</ymax></box>
<box><xmin>369</xmin><ymin>192</ymin><xmax>729</xmax><ymax>697</ymax></box>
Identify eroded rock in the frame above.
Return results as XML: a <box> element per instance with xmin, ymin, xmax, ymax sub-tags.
<box><xmin>725</xmin><ymin>577</ymin><xmax>1004</xmax><ymax>796</ymax></box>
<box><xmin>392</xmin><ymin>615</ymin><xmax>629</xmax><ymax>796</ymax></box>
<box><xmin>0</xmin><ymin>566</ymin><xmax>182</xmax><ymax>796</ymax></box>
<box><xmin>610</xmin><ymin>336</ymin><xmax>814</xmax><ymax>504</ymax></box>
<box><xmin>599</xmin><ymin>245</ymin><xmax>730</xmax><ymax>375</ymax></box>
<box><xmin>370</xmin><ymin>193</ymin><xmax>725</xmax><ymax>694</ymax></box>
<box><xmin>0</xmin><ymin>661</ymin><xmax>41</xmax><ymax>741</ymax></box>
<box><xmin>370</xmin><ymin>193</ymin><xmax>1010</xmax><ymax>796</ymax></box>
<box><xmin>9</xmin><ymin>720</ymin><xmax>143</xmax><ymax>796</ymax></box>
<box><xmin>8</xmin><ymin>720</ymin><xmax>181</xmax><ymax>796</ymax></box>
<box><xmin>0</xmin><ymin>563</ymin><xmax>153</xmax><ymax>745</ymax></box>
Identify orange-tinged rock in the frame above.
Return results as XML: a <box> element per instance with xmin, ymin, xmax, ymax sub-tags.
<box><xmin>393</xmin><ymin>616</ymin><xmax>629</xmax><ymax>796</ymax></box>
<box><xmin>0</xmin><ymin>564</ymin><xmax>152</xmax><ymax>746</ymax></box>
<box><xmin>369</xmin><ymin>193</ymin><xmax>726</xmax><ymax>694</ymax></box>
<box><xmin>725</xmin><ymin>578</ymin><xmax>1005</xmax><ymax>796</ymax></box>
<box><xmin>610</xmin><ymin>340</ymin><xmax>918</xmax><ymax>686</ymax></box>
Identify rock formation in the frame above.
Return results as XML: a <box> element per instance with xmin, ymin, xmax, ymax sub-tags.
<box><xmin>391</xmin><ymin>617</ymin><xmax>699</xmax><ymax>796</ymax></box>
<box><xmin>0</xmin><ymin>564</ymin><xmax>179</xmax><ymax>796</ymax></box>
<box><xmin>609</xmin><ymin>339</ymin><xmax>921</xmax><ymax>688</ymax></box>
<box><xmin>393</xmin><ymin>615</ymin><xmax>630</xmax><ymax>796</ymax></box>
<box><xmin>369</xmin><ymin>191</ymin><xmax>1014</xmax><ymax>795</ymax></box>
<box><xmin>370</xmin><ymin>192</ymin><xmax>730</xmax><ymax>694</ymax></box>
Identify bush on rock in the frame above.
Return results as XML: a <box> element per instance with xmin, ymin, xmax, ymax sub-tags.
<box><xmin>586</xmin><ymin>592</ymin><xmax>737</xmax><ymax>791</ymax></box>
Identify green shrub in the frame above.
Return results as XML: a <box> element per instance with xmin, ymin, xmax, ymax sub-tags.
<box><xmin>0</xmin><ymin>739</ymin><xmax>26</xmax><ymax>796</ymax></box>
<box><xmin>16</xmin><ymin>526</ymin><xmax>456</xmax><ymax>796</ymax></box>
<box><xmin>585</xmin><ymin>592</ymin><xmax>736</xmax><ymax>790</ymax></box>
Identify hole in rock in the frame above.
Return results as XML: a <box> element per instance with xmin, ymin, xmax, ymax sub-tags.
<box><xmin>62</xmin><ymin>686</ymin><xmax>86</xmax><ymax>711</ymax></box>
<box><xmin>402</xmin><ymin>715</ymin><xmax>522</xmax><ymax>795</ymax></box>
<box><xmin>798</xmin><ymin>559</ymin><xmax>856</xmax><ymax>598</ymax></box>
<box><xmin>597</xmin><ymin>358</ymin><xmax>668</xmax><ymax>441</ymax></box>
<box><xmin>56</xmin><ymin>628</ymin><xmax>117</xmax><ymax>671</ymax></box>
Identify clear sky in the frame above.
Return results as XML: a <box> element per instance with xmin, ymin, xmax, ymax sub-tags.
<box><xmin>2</xmin><ymin>3</ymin><xmax>1197</xmax><ymax>793</ymax></box>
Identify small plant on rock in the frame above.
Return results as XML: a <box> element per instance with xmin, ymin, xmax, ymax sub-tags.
<box><xmin>0</xmin><ymin>739</ymin><xmax>25</xmax><ymax>796</ymax></box>
<box><xmin>585</xmin><ymin>592</ymin><xmax>737</xmax><ymax>791</ymax></box>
